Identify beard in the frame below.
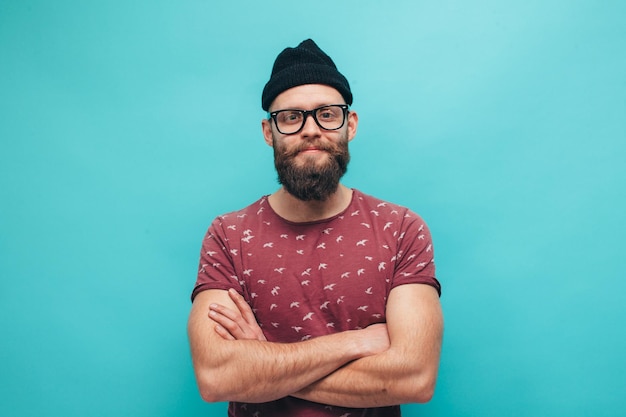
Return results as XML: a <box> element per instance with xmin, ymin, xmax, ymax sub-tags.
<box><xmin>273</xmin><ymin>133</ymin><xmax>351</xmax><ymax>202</ymax></box>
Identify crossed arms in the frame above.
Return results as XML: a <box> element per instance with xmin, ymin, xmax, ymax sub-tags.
<box><xmin>187</xmin><ymin>283</ymin><xmax>443</xmax><ymax>408</ymax></box>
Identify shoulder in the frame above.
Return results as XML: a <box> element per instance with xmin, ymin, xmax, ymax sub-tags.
<box><xmin>351</xmin><ymin>189</ymin><xmax>415</xmax><ymax>217</ymax></box>
<box><xmin>351</xmin><ymin>189</ymin><xmax>431</xmax><ymax>232</ymax></box>
<box><xmin>212</xmin><ymin>196</ymin><xmax>270</xmax><ymax>223</ymax></box>
<box><xmin>202</xmin><ymin>196</ymin><xmax>271</xmax><ymax>239</ymax></box>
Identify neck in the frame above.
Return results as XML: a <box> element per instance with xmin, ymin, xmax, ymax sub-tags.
<box><xmin>268</xmin><ymin>184</ymin><xmax>353</xmax><ymax>223</ymax></box>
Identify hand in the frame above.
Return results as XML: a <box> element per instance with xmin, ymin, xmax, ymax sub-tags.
<box><xmin>209</xmin><ymin>288</ymin><xmax>267</xmax><ymax>341</ymax></box>
<box><xmin>358</xmin><ymin>323</ymin><xmax>391</xmax><ymax>356</ymax></box>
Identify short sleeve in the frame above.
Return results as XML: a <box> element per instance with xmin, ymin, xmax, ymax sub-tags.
<box><xmin>191</xmin><ymin>217</ymin><xmax>244</xmax><ymax>302</ymax></box>
<box><xmin>391</xmin><ymin>211</ymin><xmax>441</xmax><ymax>296</ymax></box>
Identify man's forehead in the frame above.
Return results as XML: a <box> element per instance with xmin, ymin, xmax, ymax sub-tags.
<box><xmin>270</xmin><ymin>84</ymin><xmax>345</xmax><ymax>110</ymax></box>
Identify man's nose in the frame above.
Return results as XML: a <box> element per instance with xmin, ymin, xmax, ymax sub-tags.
<box><xmin>300</xmin><ymin>113</ymin><xmax>322</xmax><ymax>137</ymax></box>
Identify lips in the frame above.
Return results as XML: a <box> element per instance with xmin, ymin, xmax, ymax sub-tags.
<box><xmin>285</xmin><ymin>143</ymin><xmax>334</xmax><ymax>158</ymax></box>
<box><xmin>299</xmin><ymin>143</ymin><xmax>332</xmax><ymax>153</ymax></box>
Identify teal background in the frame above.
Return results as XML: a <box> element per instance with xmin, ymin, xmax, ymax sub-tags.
<box><xmin>1</xmin><ymin>1</ymin><xmax>624</xmax><ymax>416</ymax></box>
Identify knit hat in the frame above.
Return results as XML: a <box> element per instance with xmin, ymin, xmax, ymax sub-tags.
<box><xmin>261</xmin><ymin>39</ymin><xmax>353</xmax><ymax>111</ymax></box>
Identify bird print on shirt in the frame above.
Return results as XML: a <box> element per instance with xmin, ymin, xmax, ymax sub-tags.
<box><xmin>196</xmin><ymin>190</ymin><xmax>438</xmax><ymax>356</ymax></box>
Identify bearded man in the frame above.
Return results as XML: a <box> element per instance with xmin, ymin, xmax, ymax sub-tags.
<box><xmin>188</xmin><ymin>39</ymin><xmax>443</xmax><ymax>417</ymax></box>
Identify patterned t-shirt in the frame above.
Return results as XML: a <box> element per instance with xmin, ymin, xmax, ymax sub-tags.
<box><xmin>192</xmin><ymin>189</ymin><xmax>440</xmax><ymax>417</ymax></box>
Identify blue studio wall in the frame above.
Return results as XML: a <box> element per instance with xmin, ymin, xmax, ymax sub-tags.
<box><xmin>1</xmin><ymin>1</ymin><xmax>624</xmax><ymax>416</ymax></box>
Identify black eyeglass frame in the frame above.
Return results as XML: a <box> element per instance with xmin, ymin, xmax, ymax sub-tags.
<box><xmin>268</xmin><ymin>104</ymin><xmax>350</xmax><ymax>135</ymax></box>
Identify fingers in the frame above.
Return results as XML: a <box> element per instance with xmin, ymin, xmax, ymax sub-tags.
<box><xmin>228</xmin><ymin>288</ymin><xmax>257</xmax><ymax>325</ymax></box>
<box><xmin>214</xmin><ymin>324</ymin><xmax>235</xmax><ymax>341</ymax></box>
<box><xmin>209</xmin><ymin>307</ymin><xmax>244</xmax><ymax>338</ymax></box>
<box><xmin>208</xmin><ymin>289</ymin><xmax>267</xmax><ymax>341</ymax></box>
<box><xmin>209</xmin><ymin>302</ymin><xmax>240</xmax><ymax>322</ymax></box>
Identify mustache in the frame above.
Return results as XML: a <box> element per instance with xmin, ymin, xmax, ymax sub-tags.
<box><xmin>282</xmin><ymin>142</ymin><xmax>339</xmax><ymax>158</ymax></box>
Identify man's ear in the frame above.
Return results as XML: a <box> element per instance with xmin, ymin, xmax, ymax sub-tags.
<box><xmin>262</xmin><ymin>118</ymin><xmax>274</xmax><ymax>147</ymax></box>
<box><xmin>347</xmin><ymin>110</ymin><xmax>358</xmax><ymax>142</ymax></box>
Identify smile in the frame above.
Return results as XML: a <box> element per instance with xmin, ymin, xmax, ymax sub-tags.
<box><xmin>299</xmin><ymin>146</ymin><xmax>326</xmax><ymax>154</ymax></box>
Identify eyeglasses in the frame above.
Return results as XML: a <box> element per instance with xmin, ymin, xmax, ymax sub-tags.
<box><xmin>268</xmin><ymin>104</ymin><xmax>349</xmax><ymax>135</ymax></box>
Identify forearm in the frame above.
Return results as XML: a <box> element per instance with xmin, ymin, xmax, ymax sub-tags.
<box><xmin>294</xmin><ymin>285</ymin><xmax>443</xmax><ymax>408</ymax></box>
<box><xmin>189</xmin><ymin>314</ymin><xmax>369</xmax><ymax>403</ymax></box>
<box><xmin>292</xmin><ymin>346</ymin><xmax>435</xmax><ymax>408</ymax></box>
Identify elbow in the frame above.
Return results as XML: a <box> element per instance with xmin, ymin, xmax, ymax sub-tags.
<box><xmin>396</xmin><ymin>372</ymin><xmax>438</xmax><ymax>404</ymax></box>
<box><xmin>412</xmin><ymin>380</ymin><xmax>436</xmax><ymax>403</ymax></box>
<box><xmin>195</xmin><ymin>369</ymin><xmax>230</xmax><ymax>403</ymax></box>
<box><xmin>198</xmin><ymin>386</ymin><xmax>223</xmax><ymax>404</ymax></box>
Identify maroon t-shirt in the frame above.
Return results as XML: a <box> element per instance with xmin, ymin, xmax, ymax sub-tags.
<box><xmin>192</xmin><ymin>189</ymin><xmax>440</xmax><ymax>416</ymax></box>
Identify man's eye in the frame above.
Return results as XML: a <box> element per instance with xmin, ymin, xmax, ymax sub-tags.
<box><xmin>318</xmin><ymin>110</ymin><xmax>336</xmax><ymax>120</ymax></box>
<box><xmin>280</xmin><ymin>112</ymin><xmax>302</xmax><ymax>123</ymax></box>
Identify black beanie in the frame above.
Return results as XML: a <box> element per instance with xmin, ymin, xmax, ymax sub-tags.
<box><xmin>261</xmin><ymin>39</ymin><xmax>353</xmax><ymax>111</ymax></box>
